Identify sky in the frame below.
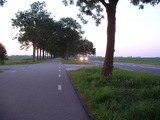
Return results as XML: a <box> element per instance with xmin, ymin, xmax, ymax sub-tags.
<box><xmin>0</xmin><ymin>0</ymin><xmax>160</xmax><ymax>57</ymax></box>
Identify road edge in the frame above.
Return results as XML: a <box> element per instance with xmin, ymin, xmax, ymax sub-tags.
<box><xmin>65</xmin><ymin>69</ymin><xmax>94</xmax><ymax>120</ymax></box>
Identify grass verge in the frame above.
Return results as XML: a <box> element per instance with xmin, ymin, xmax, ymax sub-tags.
<box><xmin>70</xmin><ymin>67</ymin><xmax>160</xmax><ymax>120</ymax></box>
<box><xmin>61</xmin><ymin>59</ymin><xmax>90</xmax><ymax>64</ymax></box>
<box><xmin>90</xmin><ymin>57</ymin><xmax>160</xmax><ymax>65</ymax></box>
<box><xmin>0</xmin><ymin>70</ymin><xmax>3</xmax><ymax>73</ymax></box>
<box><xmin>1</xmin><ymin>58</ymin><xmax>52</xmax><ymax>65</ymax></box>
<box><xmin>114</xmin><ymin>58</ymin><xmax>160</xmax><ymax>65</ymax></box>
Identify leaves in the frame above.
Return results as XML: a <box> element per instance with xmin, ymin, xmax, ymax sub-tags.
<box><xmin>0</xmin><ymin>43</ymin><xmax>7</xmax><ymax>61</ymax></box>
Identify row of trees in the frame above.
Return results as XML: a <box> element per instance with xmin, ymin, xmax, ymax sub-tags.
<box><xmin>12</xmin><ymin>1</ymin><xmax>95</xmax><ymax>62</ymax></box>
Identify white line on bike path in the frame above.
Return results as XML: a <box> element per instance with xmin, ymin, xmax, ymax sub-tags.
<box><xmin>58</xmin><ymin>85</ymin><xmax>62</xmax><ymax>91</ymax></box>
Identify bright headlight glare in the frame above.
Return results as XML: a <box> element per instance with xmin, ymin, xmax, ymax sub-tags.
<box><xmin>85</xmin><ymin>57</ymin><xmax>88</xmax><ymax>60</ymax></box>
<box><xmin>80</xmin><ymin>57</ymin><xmax>83</xmax><ymax>61</ymax></box>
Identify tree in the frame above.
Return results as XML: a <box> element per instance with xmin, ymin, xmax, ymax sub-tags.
<box><xmin>0</xmin><ymin>43</ymin><xmax>7</xmax><ymax>64</ymax></box>
<box><xmin>12</xmin><ymin>1</ymin><xmax>51</xmax><ymax>61</ymax></box>
<box><xmin>0</xmin><ymin>0</ymin><xmax>6</xmax><ymax>6</ymax></box>
<box><xmin>62</xmin><ymin>0</ymin><xmax>160</xmax><ymax>76</ymax></box>
<box><xmin>59</xmin><ymin>17</ymin><xmax>84</xmax><ymax>59</ymax></box>
<box><xmin>75</xmin><ymin>38</ymin><xmax>96</xmax><ymax>56</ymax></box>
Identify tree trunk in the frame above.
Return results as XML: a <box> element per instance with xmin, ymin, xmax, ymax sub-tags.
<box><xmin>37</xmin><ymin>47</ymin><xmax>39</xmax><ymax>61</ymax></box>
<box><xmin>101</xmin><ymin>1</ymin><xmax>118</xmax><ymax>76</ymax></box>
<box><xmin>40</xmin><ymin>48</ymin><xmax>42</xmax><ymax>60</ymax></box>
<box><xmin>43</xmin><ymin>49</ymin><xmax>45</xmax><ymax>60</ymax></box>
<box><xmin>32</xmin><ymin>43</ymin><xmax>36</xmax><ymax>62</ymax></box>
<box><xmin>64</xmin><ymin>40</ymin><xmax>69</xmax><ymax>60</ymax></box>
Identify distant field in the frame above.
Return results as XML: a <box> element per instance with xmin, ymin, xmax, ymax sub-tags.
<box><xmin>90</xmin><ymin>57</ymin><xmax>160</xmax><ymax>65</ymax></box>
<box><xmin>8</xmin><ymin>57</ymin><xmax>32</xmax><ymax>60</ymax></box>
<box><xmin>0</xmin><ymin>57</ymin><xmax>50</xmax><ymax>65</ymax></box>
<box><xmin>4</xmin><ymin>57</ymin><xmax>32</xmax><ymax>65</ymax></box>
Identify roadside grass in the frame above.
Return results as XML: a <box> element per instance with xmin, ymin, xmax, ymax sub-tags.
<box><xmin>0</xmin><ymin>57</ymin><xmax>51</xmax><ymax>65</ymax></box>
<box><xmin>0</xmin><ymin>70</ymin><xmax>3</xmax><ymax>73</ymax></box>
<box><xmin>70</xmin><ymin>67</ymin><xmax>160</xmax><ymax>120</ymax></box>
<box><xmin>61</xmin><ymin>58</ymin><xmax>90</xmax><ymax>64</ymax></box>
<box><xmin>90</xmin><ymin>57</ymin><xmax>160</xmax><ymax>65</ymax></box>
<box><xmin>114</xmin><ymin>58</ymin><xmax>160</xmax><ymax>65</ymax></box>
<box><xmin>90</xmin><ymin>58</ymin><xmax>104</xmax><ymax>61</ymax></box>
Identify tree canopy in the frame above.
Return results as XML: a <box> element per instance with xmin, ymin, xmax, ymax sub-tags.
<box><xmin>12</xmin><ymin>1</ymin><xmax>96</xmax><ymax>61</ymax></box>
<box><xmin>0</xmin><ymin>0</ymin><xmax>6</xmax><ymax>6</ymax></box>
<box><xmin>63</xmin><ymin>0</ymin><xmax>160</xmax><ymax>76</ymax></box>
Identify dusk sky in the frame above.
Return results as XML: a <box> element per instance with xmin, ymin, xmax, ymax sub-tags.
<box><xmin>0</xmin><ymin>0</ymin><xmax>160</xmax><ymax>57</ymax></box>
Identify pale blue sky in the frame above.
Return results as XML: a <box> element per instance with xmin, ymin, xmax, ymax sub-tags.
<box><xmin>0</xmin><ymin>0</ymin><xmax>160</xmax><ymax>57</ymax></box>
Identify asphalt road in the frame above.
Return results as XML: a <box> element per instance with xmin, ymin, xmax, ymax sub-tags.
<box><xmin>89</xmin><ymin>60</ymin><xmax>160</xmax><ymax>75</ymax></box>
<box><xmin>0</xmin><ymin>59</ymin><xmax>90</xmax><ymax>120</ymax></box>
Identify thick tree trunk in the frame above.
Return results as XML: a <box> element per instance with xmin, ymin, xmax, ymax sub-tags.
<box><xmin>101</xmin><ymin>1</ymin><xmax>118</xmax><ymax>76</ymax></box>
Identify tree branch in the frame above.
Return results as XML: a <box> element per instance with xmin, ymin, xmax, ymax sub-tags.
<box><xmin>99</xmin><ymin>0</ymin><xmax>109</xmax><ymax>8</ymax></box>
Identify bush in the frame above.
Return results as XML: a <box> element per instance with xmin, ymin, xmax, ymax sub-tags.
<box><xmin>0</xmin><ymin>43</ymin><xmax>7</xmax><ymax>64</ymax></box>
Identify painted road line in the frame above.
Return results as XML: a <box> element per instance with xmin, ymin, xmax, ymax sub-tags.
<box><xmin>59</xmin><ymin>70</ymin><xmax>61</xmax><ymax>72</ymax></box>
<box><xmin>58</xmin><ymin>85</ymin><xmax>62</xmax><ymax>90</ymax></box>
<box><xmin>58</xmin><ymin>74</ymin><xmax>61</xmax><ymax>77</ymax></box>
<box><xmin>12</xmin><ymin>71</ymin><xmax>16</xmax><ymax>73</ymax></box>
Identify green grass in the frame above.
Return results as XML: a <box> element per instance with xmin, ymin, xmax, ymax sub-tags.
<box><xmin>90</xmin><ymin>57</ymin><xmax>160</xmax><ymax>65</ymax></box>
<box><xmin>0</xmin><ymin>57</ymin><xmax>51</xmax><ymax>65</ymax></box>
<box><xmin>8</xmin><ymin>57</ymin><xmax>32</xmax><ymax>60</ymax></box>
<box><xmin>0</xmin><ymin>70</ymin><xmax>3</xmax><ymax>73</ymax></box>
<box><xmin>90</xmin><ymin>57</ymin><xmax>105</xmax><ymax>61</ymax></box>
<box><xmin>70</xmin><ymin>67</ymin><xmax>160</xmax><ymax>120</ymax></box>
<box><xmin>61</xmin><ymin>59</ymin><xmax>90</xmax><ymax>64</ymax></box>
<box><xmin>114</xmin><ymin>58</ymin><xmax>160</xmax><ymax>65</ymax></box>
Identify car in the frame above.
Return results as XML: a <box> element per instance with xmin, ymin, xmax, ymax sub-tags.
<box><xmin>78</xmin><ymin>56</ymin><xmax>89</xmax><ymax>61</ymax></box>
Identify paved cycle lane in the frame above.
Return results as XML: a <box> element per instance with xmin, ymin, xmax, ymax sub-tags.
<box><xmin>0</xmin><ymin>59</ymin><xmax>90</xmax><ymax>120</ymax></box>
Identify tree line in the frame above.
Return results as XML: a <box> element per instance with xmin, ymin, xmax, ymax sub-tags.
<box><xmin>11</xmin><ymin>1</ymin><xmax>95</xmax><ymax>62</ymax></box>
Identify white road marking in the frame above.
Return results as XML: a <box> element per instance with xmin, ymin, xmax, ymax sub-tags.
<box><xmin>12</xmin><ymin>71</ymin><xmax>16</xmax><ymax>73</ymax></box>
<box><xmin>58</xmin><ymin>85</ymin><xmax>62</xmax><ymax>90</ymax></box>
<box><xmin>59</xmin><ymin>70</ymin><xmax>61</xmax><ymax>72</ymax></box>
<box><xmin>58</xmin><ymin>74</ymin><xmax>61</xmax><ymax>77</ymax></box>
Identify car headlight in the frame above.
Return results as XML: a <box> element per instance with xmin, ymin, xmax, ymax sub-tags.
<box><xmin>80</xmin><ymin>57</ymin><xmax>83</xmax><ymax>61</ymax></box>
<box><xmin>84</xmin><ymin>57</ymin><xmax>88</xmax><ymax>60</ymax></box>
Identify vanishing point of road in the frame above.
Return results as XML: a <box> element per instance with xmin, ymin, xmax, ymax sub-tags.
<box><xmin>0</xmin><ymin>58</ymin><xmax>90</xmax><ymax>120</ymax></box>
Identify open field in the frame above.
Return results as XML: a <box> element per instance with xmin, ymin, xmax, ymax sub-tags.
<box><xmin>70</xmin><ymin>67</ymin><xmax>160</xmax><ymax>120</ymax></box>
<box><xmin>0</xmin><ymin>57</ymin><xmax>51</xmax><ymax>65</ymax></box>
<box><xmin>90</xmin><ymin>57</ymin><xmax>160</xmax><ymax>65</ymax></box>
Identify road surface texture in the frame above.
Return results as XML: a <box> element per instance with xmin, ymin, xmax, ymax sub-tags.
<box><xmin>89</xmin><ymin>60</ymin><xmax>160</xmax><ymax>75</ymax></box>
<box><xmin>0</xmin><ymin>59</ymin><xmax>90</xmax><ymax>120</ymax></box>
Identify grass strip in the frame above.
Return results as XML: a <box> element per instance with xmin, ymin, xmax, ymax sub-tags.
<box><xmin>61</xmin><ymin>58</ymin><xmax>90</xmax><ymax>64</ymax></box>
<box><xmin>90</xmin><ymin>58</ymin><xmax>160</xmax><ymax>65</ymax></box>
<box><xmin>70</xmin><ymin>67</ymin><xmax>160</xmax><ymax>120</ymax></box>
<box><xmin>1</xmin><ymin>59</ymin><xmax>52</xmax><ymax>65</ymax></box>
